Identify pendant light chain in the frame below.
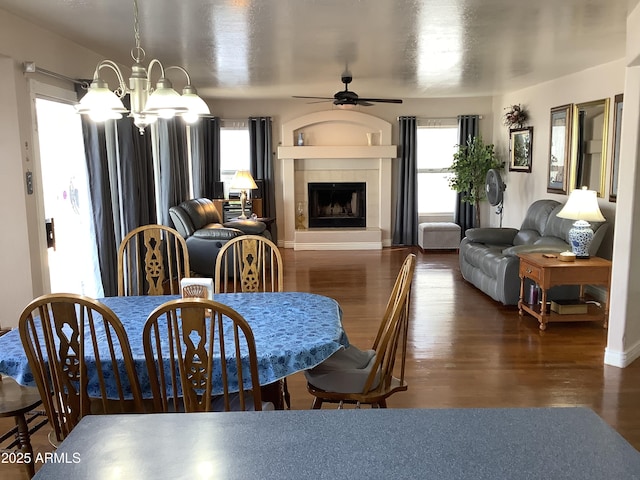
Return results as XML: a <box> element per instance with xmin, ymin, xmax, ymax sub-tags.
<box><xmin>131</xmin><ymin>0</ymin><xmax>145</xmax><ymax>64</ymax></box>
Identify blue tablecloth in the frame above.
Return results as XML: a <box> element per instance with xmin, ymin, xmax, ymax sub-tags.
<box><xmin>0</xmin><ymin>292</ymin><xmax>348</xmax><ymax>397</ymax></box>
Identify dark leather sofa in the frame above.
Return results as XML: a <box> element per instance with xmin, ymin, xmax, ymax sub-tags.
<box><xmin>169</xmin><ymin>198</ymin><xmax>267</xmax><ymax>277</ymax></box>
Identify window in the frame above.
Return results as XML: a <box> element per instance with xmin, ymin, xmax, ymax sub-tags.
<box><xmin>416</xmin><ymin>120</ymin><xmax>458</xmax><ymax>216</ymax></box>
<box><xmin>220</xmin><ymin>120</ymin><xmax>250</xmax><ymax>196</ymax></box>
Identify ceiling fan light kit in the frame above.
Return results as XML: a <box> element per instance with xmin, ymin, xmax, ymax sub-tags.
<box><xmin>75</xmin><ymin>0</ymin><xmax>210</xmax><ymax>134</ymax></box>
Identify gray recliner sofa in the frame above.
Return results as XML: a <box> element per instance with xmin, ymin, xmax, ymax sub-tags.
<box><xmin>459</xmin><ymin>199</ymin><xmax>608</xmax><ymax>305</ymax></box>
<box><xmin>169</xmin><ymin>198</ymin><xmax>267</xmax><ymax>277</ymax></box>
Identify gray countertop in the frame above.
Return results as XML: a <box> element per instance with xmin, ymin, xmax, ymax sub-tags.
<box><xmin>33</xmin><ymin>407</ymin><xmax>640</xmax><ymax>479</ymax></box>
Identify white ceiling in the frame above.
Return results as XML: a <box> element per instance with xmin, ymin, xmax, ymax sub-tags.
<box><xmin>0</xmin><ymin>0</ymin><xmax>637</xmax><ymax>101</ymax></box>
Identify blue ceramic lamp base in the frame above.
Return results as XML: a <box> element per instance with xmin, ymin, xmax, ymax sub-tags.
<box><xmin>568</xmin><ymin>220</ymin><xmax>594</xmax><ymax>259</ymax></box>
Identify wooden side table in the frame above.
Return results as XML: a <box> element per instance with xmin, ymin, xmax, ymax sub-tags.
<box><xmin>517</xmin><ymin>253</ymin><xmax>612</xmax><ymax>330</ymax></box>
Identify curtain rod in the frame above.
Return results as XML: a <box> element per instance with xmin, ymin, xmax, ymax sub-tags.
<box><xmin>408</xmin><ymin>115</ymin><xmax>484</xmax><ymax>121</ymax></box>
<box><xmin>22</xmin><ymin>62</ymin><xmax>87</xmax><ymax>86</ymax></box>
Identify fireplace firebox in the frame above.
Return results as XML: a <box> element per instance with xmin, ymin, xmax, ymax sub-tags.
<box><xmin>308</xmin><ymin>182</ymin><xmax>366</xmax><ymax>228</ymax></box>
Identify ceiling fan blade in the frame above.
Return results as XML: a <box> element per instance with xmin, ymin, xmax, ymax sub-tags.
<box><xmin>294</xmin><ymin>74</ymin><xmax>404</xmax><ymax>106</ymax></box>
<box><xmin>292</xmin><ymin>95</ymin><xmax>334</xmax><ymax>100</ymax></box>
<box><xmin>357</xmin><ymin>98</ymin><xmax>403</xmax><ymax>104</ymax></box>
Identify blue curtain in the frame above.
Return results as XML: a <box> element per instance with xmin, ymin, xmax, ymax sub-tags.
<box><xmin>197</xmin><ymin>117</ymin><xmax>221</xmax><ymax>198</ymax></box>
<box><xmin>80</xmin><ymin>113</ymin><xmax>155</xmax><ymax>296</ymax></box>
<box><xmin>455</xmin><ymin>115</ymin><xmax>479</xmax><ymax>237</ymax></box>
<box><xmin>392</xmin><ymin>116</ymin><xmax>418</xmax><ymax>246</ymax></box>
<box><xmin>156</xmin><ymin>119</ymin><xmax>190</xmax><ymax>226</ymax></box>
<box><xmin>249</xmin><ymin>117</ymin><xmax>277</xmax><ymax>242</ymax></box>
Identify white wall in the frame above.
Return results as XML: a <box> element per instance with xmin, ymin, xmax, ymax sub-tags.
<box><xmin>0</xmin><ymin>8</ymin><xmax>103</xmax><ymax>327</ymax></box>
<box><xmin>489</xmin><ymin>59</ymin><xmax>625</xmax><ymax>260</ymax></box>
<box><xmin>0</xmin><ymin>56</ymin><xmax>34</xmax><ymax>329</ymax></box>
<box><xmin>605</xmin><ymin>2</ymin><xmax>640</xmax><ymax>367</ymax></box>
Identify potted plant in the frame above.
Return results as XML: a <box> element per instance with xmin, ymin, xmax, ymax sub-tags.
<box><xmin>448</xmin><ymin>135</ymin><xmax>503</xmax><ymax>227</ymax></box>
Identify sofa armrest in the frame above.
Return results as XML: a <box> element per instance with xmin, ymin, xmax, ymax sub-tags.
<box><xmin>501</xmin><ymin>244</ymin><xmax>567</xmax><ymax>256</ymax></box>
<box><xmin>223</xmin><ymin>219</ymin><xmax>267</xmax><ymax>235</ymax></box>
<box><xmin>193</xmin><ymin>226</ymin><xmax>244</xmax><ymax>240</ymax></box>
<box><xmin>169</xmin><ymin>205</ymin><xmax>195</xmax><ymax>237</ymax></box>
<box><xmin>464</xmin><ymin>228</ymin><xmax>519</xmax><ymax>245</ymax></box>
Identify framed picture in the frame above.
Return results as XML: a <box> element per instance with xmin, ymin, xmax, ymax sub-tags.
<box><xmin>609</xmin><ymin>93</ymin><xmax>623</xmax><ymax>202</ymax></box>
<box><xmin>509</xmin><ymin>127</ymin><xmax>533</xmax><ymax>172</ymax></box>
<box><xmin>547</xmin><ymin>104</ymin><xmax>573</xmax><ymax>194</ymax></box>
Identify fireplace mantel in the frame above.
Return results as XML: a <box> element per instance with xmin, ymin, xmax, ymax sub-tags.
<box><xmin>277</xmin><ymin>145</ymin><xmax>396</xmax><ymax>159</ymax></box>
<box><xmin>278</xmin><ymin>110</ymin><xmax>397</xmax><ymax>250</ymax></box>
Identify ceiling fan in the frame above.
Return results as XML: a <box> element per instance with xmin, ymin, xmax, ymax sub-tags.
<box><xmin>293</xmin><ymin>72</ymin><xmax>403</xmax><ymax>107</ymax></box>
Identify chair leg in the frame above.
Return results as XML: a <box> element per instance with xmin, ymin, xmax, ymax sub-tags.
<box><xmin>15</xmin><ymin>413</ymin><xmax>35</xmax><ymax>478</ymax></box>
<box><xmin>283</xmin><ymin>379</ymin><xmax>291</xmax><ymax>410</ymax></box>
<box><xmin>311</xmin><ymin>397</ymin><xmax>323</xmax><ymax>409</ymax></box>
<box><xmin>378</xmin><ymin>399</ymin><xmax>387</xmax><ymax>408</ymax></box>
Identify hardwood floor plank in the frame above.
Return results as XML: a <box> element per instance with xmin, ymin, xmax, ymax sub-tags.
<box><xmin>2</xmin><ymin>248</ymin><xmax>638</xmax><ymax>478</ymax></box>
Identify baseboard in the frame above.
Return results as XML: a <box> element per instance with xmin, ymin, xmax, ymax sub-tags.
<box><xmin>293</xmin><ymin>242</ymin><xmax>382</xmax><ymax>251</ymax></box>
<box><xmin>604</xmin><ymin>339</ymin><xmax>640</xmax><ymax>367</ymax></box>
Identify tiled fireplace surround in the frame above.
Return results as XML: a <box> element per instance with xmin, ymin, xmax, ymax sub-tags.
<box><xmin>277</xmin><ymin>110</ymin><xmax>397</xmax><ymax>250</ymax></box>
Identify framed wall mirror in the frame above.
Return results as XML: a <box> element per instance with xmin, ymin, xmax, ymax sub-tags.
<box><xmin>609</xmin><ymin>94</ymin><xmax>623</xmax><ymax>202</ymax></box>
<box><xmin>570</xmin><ymin>98</ymin><xmax>610</xmax><ymax>197</ymax></box>
<box><xmin>547</xmin><ymin>104</ymin><xmax>572</xmax><ymax>194</ymax></box>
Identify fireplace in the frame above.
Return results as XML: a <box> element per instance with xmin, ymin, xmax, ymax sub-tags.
<box><xmin>278</xmin><ymin>110</ymin><xmax>397</xmax><ymax>249</ymax></box>
<box><xmin>308</xmin><ymin>182</ymin><xmax>366</xmax><ymax>228</ymax></box>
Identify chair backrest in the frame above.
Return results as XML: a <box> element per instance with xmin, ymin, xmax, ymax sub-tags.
<box><xmin>143</xmin><ymin>298</ymin><xmax>264</xmax><ymax>412</ymax></box>
<box><xmin>365</xmin><ymin>253</ymin><xmax>416</xmax><ymax>394</ymax></box>
<box><xmin>214</xmin><ymin>234</ymin><xmax>283</xmax><ymax>293</ymax></box>
<box><xmin>18</xmin><ymin>293</ymin><xmax>145</xmax><ymax>443</ymax></box>
<box><xmin>118</xmin><ymin>224</ymin><xmax>190</xmax><ymax>296</ymax></box>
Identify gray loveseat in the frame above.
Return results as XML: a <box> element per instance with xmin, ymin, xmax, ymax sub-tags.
<box><xmin>459</xmin><ymin>199</ymin><xmax>608</xmax><ymax>305</ymax></box>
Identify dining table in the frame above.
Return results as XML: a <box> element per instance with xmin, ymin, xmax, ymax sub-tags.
<box><xmin>31</xmin><ymin>407</ymin><xmax>640</xmax><ymax>479</ymax></box>
<box><xmin>0</xmin><ymin>292</ymin><xmax>349</xmax><ymax>408</ymax></box>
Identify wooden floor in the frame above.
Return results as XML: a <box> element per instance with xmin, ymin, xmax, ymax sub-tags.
<box><xmin>3</xmin><ymin>248</ymin><xmax>639</xmax><ymax>478</ymax></box>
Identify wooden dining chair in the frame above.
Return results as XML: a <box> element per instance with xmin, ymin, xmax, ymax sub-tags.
<box><xmin>118</xmin><ymin>224</ymin><xmax>190</xmax><ymax>296</ymax></box>
<box><xmin>18</xmin><ymin>293</ymin><xmax>146</xmax><ymax>446</ymax></box>
<box><xmin>212</xmin><ymin>234</ymin><xmax>290</xmax><ymax>407</ymax></box>
<box><xmin>305</xmin><ymin>253</ymin><xmax>416</xmax><ymax>408</ymax></box>
<box><xmin>0</xmin><ymin>373</ymin><xmax>47</xmax><ymax>478</ymax></box>
<box><xmin>143</xmin><ymin>298</ymin><xmax>270</xmax><ymax>413</ymax></box>
<box><xmin>213</xmin><ymin>234</ymin><xmax>283</xmax><ymax>294</ymax></box>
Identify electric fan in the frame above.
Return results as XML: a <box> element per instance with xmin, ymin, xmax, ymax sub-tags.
<box><xmin>485</xmin><ymin>169</ymin><xmax>506</xmax><ymax>227</ymax></box>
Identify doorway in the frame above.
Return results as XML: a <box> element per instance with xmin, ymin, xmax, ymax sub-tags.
<box><xmin>34</xmin><ymin>97</ymin><xmax>103</xmax><ymax>298</ymax></box>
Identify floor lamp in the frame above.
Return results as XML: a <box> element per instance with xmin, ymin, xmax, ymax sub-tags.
<box><xmin>230</xmin><ymin>170</ymin><xmax>258</xmax><ymax>220</ymax></box>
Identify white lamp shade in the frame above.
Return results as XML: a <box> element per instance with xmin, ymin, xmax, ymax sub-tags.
<box><xmin>143</xmin><ymin>78</ymin><xmax>188</xmax><ymax>118</ymax></box>
<box><xmin>230</xmin><ymin>170</ymin><xmax>258</xmax><ymax>190</ymax></box>
<box><xmin>556</xmin><ymin>187</ymin><xmax>606</xmax><ymax>222</ymax></box>
<box><xmin>75</xmin><ymin>83</ymin><xmax>127</xmax><ymax>121</ymax></box>
<box><xmin>179</xmin><ymin>93</ymin><xmax>210</xmax><ymax>123</ymax></box>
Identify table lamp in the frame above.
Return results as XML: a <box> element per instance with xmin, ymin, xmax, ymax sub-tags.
<box><xmin>556</xmin><ymin>187</ymin><xmax>605</xmax><ymax>258</ymax></box>
<box><xmin>230</xmin><ymin>170</ymin><xmax>258</xmax><ymax>219</ymax></box>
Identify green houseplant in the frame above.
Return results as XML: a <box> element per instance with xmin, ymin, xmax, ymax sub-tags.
<box><xmin>448</xmin><ymin>135</ymin><xmax>503</xmax><ymax>227</ymax></box>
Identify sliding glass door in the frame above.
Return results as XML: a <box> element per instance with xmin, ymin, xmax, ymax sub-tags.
<box><xmin>34</xmin><ymin>96</ymin><xmax>103</xmax><ymax>298</ymax></box>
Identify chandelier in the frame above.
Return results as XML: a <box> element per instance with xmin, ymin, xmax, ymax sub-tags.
<box><xmin>75</xmin><ymin>0</ymin><xmax>210</xmax><ymax>134</ymax></box>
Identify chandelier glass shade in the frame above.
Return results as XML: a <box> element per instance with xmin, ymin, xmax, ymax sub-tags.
<box><xmin>75</xmin><ymin>0</ymin><xmax>210</xmax><ymax>133</ymax></box>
